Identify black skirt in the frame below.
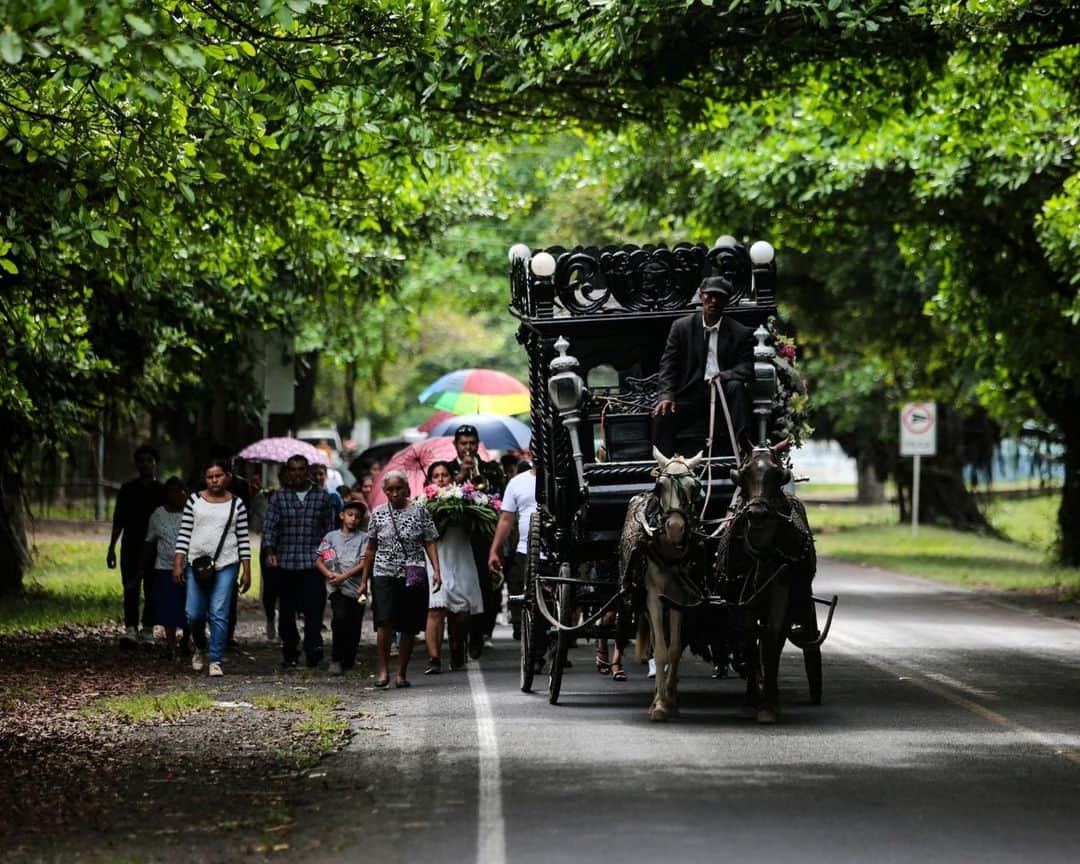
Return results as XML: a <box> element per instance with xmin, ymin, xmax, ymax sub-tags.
<box><xmin>371</xmin><ymin>575</ymin><xmax>428</xmax><ymax>634</ymax></box>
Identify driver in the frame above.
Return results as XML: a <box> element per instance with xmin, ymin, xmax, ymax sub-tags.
<box><xmin>652</xmin><ymin>276</ymin><xmax>754</xmax><ymax>458</ymax></box>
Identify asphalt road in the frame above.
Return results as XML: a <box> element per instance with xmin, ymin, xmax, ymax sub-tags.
<box><xmin>306</xmin><ymin>558</ymin><xmax>1080</xmax><ymax>864</ymax></box>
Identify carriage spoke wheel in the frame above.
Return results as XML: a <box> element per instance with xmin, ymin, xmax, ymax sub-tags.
<box><xmin>548</xmin><ymin>566</ymin><xmax>575</xmax><ymax>705</ymax></box>
<box><xmin>520</xmin><ymin>514</ymin><xmax>543</xmax><ymax>693</ymax></box>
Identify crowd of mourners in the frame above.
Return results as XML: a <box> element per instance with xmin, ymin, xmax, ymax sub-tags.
<box><xmin>107</xmin><ymin>426</ymin><xmax>539</xmax><ymax>687</ymax></box>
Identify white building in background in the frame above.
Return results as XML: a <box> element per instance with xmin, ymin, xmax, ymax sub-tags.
<box><xmin>790</xmin><ymin>440</ymin><xmax>857</xmax><ymax>485</ymax></box>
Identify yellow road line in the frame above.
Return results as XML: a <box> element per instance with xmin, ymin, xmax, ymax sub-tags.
<box><xmin>830</xmin><ymin>633</ymin><xmax>1080</xmax><ymax>767</ymax></box>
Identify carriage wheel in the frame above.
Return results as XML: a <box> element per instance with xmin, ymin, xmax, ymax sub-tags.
<box><xmin>520</xmin><ymin>514</ymin><xmax>543</xmax><ymax>693</ymax></box>
<box><xmin>548</xmin><ymin>570</ymin><xmax>575</xmax><ymax>705</ymax></box>
<box><xmin>520</xmin><ymin>605</ymin><xmax>536</xmax><ymax>693</ymax></box>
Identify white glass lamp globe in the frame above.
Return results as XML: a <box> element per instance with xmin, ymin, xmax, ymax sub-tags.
<box><xmin>749</xmin><ymin>240</ymin><xmax>775</xmax><ymax>265</ymax></box>
<box><xmin>530</xmin><ymin>251</ymin><xmax>556</xmax><ymax>277</ymax></box>
<box><xmin>508</xmin><ymin>243</ymin><xmax>531</xmax><ymax>262</ymax></box>
<box><xmin>714</xmin><ymin>234</ymin><xmax>737</xmax><ymax>248</ymax></box>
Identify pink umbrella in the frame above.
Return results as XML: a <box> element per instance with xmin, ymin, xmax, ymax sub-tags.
<box><xmin>237</xmin><ymin>437</ymin><xmax>329</xmax><ymax>466</ymax></box>
<box><xmin>418</xmin><ymin>410</ymin><xmax>456</xmax><ymax>433</ymax></box>
<box><xmin>369</xmin><ymin>436</ymin><xmax>491</xmax><ymax>507</ymax></box>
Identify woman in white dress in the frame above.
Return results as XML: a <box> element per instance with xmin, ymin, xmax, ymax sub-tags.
<box><xmin>424</xmin><ymin>461</ymin><xmax>484</xmax><ymax>674</ymax></box>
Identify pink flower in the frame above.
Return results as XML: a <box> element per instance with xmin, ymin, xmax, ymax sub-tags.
<box><xmin>779</xmin><ymin>344</ymin><xmax>796</xmax><ymax>360</ymax></box>
<box><xmin>422</xmin><ymin>484</ymin><xmax>438</xmax><ymax>499</ymax></box>
<box><xmin>461</xmin><ymin>481</ymin><xmax>475</xmax><ymax>495</ymax></box>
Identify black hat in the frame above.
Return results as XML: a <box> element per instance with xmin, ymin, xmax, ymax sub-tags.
<box><xmin>699</xmin><ymin>276</ymin><xmax>733</xmax><ymax>296</ymax></box>
<box><xmin>454</xmin><ymin>424</ymin><xmax>479</xmax><ymax>439</ymax></box>
<box><xmin>342</xmin><ymin>499</ymin><xmax>367</xmax><ymax>514</ymax></box>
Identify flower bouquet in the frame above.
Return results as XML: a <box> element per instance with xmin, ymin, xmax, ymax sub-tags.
<box><xmin>415</xmin><ymin>482</ymin><xmax>502</xmax><ymax>539</ymax></box>
<box><xmin>767</xmin><ymin>317</ymin><xmax>814</xmax><ymax>448</ymax></box>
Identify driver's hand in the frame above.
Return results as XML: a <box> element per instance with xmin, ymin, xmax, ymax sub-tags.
<box><xmin>653</xmin><ymin>399</ymin><xmax>677</xmax><ymax>416</ymax></box>
<box><xmin>488</xmin><ymin>553</ymin><xmax>502</xmax><ymax>575</ymax></box>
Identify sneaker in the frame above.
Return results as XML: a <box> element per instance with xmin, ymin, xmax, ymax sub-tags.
<box><xmin>121</xmin><ymin>627</ymin><xmax>138</xmax><ymax>645</ymax></box>
<box><xmin>138</xmin><ymin>627</ymin><xmax>155</xmax><ymax>645</ymax></box>
<box><xmin>265</xmin><ymin>619</ymin><xmax>276</xmax><ymax>641</ymax></box>
<box><xmin>191</xmin><ymin>651</ymin><xmax>205</xmax><ymax>672</ymax></box>
<box><xmin>483</xmin><ymin>637</ymin><xmax>495</xmax><ymax>649</ymax></box>
<box><xmin>208</xmin><ymin>661</ymin><xmax>224</xmax><ymax>677</ymax></box>
<box><xmin>647</xmin><ymin>658</ymin><xmax>656</xmax><ymax>679</ymax></box>
<box><xmin>424</xmin><ymin>657</ymin><xmax>441</xmax><ymax>676</ymax></box>
<box><xmin>328</xmin><ymin>661</ymin><xmax>343</xmax><ymax>676</ymax></box>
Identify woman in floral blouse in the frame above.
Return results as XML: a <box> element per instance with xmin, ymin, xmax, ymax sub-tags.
<box><xmin>359</xmin><ymin>469</ymin><xmax>441</xmax><ymax>688</ymax></box>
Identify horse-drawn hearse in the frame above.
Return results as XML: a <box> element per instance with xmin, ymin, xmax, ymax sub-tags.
<box><xmin>507</xmin><ymin>238</ymin><xmax>837</xmax><ymax>722</ymax></box>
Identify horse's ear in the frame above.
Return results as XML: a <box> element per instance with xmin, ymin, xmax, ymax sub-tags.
<box><xmin>730</xmin><ymin>469</ymin><xmax>741</xmax><ymax>485</ymax></box>
<box><xmin>685</xmin><ymin>450</ymin><xmax>704</xmax><ymax>470</ymax></box>
<box><xmin>652</xmin><ymin>446</ymin><xmax>671</xmax><ymax>469</ymax></box>
<box><xmin>770</xmin><ymin>437</ymin><xmax>791</xmax><ymax>454</ymax></box>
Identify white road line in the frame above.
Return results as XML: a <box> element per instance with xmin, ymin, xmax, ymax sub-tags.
<box><xmin>467</xmin><ymin>663</ymin><xmax>507</xmax><ymax>864</ymax></box>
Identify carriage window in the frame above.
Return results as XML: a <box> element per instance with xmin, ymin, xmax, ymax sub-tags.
<box><xmin>588</xmin><ymin>364</ymin><xmax>619</xmax><ymax>390</ymax></box>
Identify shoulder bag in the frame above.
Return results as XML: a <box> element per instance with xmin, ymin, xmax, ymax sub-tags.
<box><xmin>190</xmin><ymin>496</ymin><xmax>237</xmax><ymax>589</ymax></box>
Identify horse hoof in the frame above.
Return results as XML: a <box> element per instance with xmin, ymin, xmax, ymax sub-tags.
<box><xmin>756</xmin><ymin>707</ymin><xmax>778</xmax><ymax>724</ymax></box>
<box><xmin>649</xmin><ymin>705</ymin><xmax>669</xmax><ymax>722</ymax></box>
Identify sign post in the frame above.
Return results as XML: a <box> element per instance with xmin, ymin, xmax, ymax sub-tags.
<box><xmin>899</xmin><ymin>402</ymin><xmax>937</xmax><ymax>536</ymax></box>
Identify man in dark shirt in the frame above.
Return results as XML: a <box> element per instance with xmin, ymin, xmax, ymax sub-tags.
<box><xmin>446</xmin><ymin>424</ymin><xmax>505</xmax><ymax>658</ymax></box>
<box><xmin>107</xmin><ymin>444</ymin><xmax>166</xmax><ymax>645</ymax></box>
<box><xmin>262</xmin><ymin>454</ymin><xmax>336</xmax><ymax>668</ymax></box>
<box><xmin>652</xmin><ymin>276</ymin><xmax>755</xmax><ymax>458</ymax></box>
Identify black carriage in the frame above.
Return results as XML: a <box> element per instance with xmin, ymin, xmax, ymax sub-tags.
<box><xmin>508</xmin><ymin>239</ymin><xmax>836</xmax><ymax>708</ymax></box>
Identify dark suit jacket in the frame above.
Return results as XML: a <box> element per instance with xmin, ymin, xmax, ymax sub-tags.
<box><xmin>657</xmin><ymin>313</ymin><xmax>755</xmax><ymax>403</ymax></box>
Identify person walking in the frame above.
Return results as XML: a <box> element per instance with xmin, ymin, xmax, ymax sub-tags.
<box><xmin>107</xmin><ymin>444</ymin><xmax>165</xmax><ymax>646</ymax></box>
<box><xmin>488</xmin><ymin>457</ymin><xmax>541</xmax><ymax>657</ymax></box>
<box><xmin>359</xmin><ymin>469</ymin><xmax>441</xmax><ymax>689</ymax></box>
<box><xmin>261</xmin><ymin>454</ymin><xmax>336</xmax><ymax>668</ymax></box>
<box><xmin>314</xmin><ymin>499</ymin><xmax>369</xmax><ymax>676</ymax></box>
<box><xmin>446</xmin><ymin>424</ymin><xmax>504</xmax><ymax>658</ymax></box>
<box><xmin>422</xmin><ymin>461</ymin><xmax>485</xmax><ymax>674</ymax></box>
<box><xmin>172</xmin><ymin>459</ymin><xmax>252</xmax><ymax>676</ymax></box>
<box><xmin>140</xmin><ymin>477</ymin><xmax>187</xmax><ymax>657</ymax></box>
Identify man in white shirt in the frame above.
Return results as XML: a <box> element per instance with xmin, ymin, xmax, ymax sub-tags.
<box><xmin>652</xmin><ymin>276</ymin><xmax>754</xmax><ymax>457</ymax></box>
<box><xmin>487</xmin><ymin>461</ymin><xmax>536</xmax><ymax>642</ymax></box>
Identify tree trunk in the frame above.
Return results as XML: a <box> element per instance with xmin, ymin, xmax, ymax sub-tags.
<box><xmin>1058</xmin><ymin>414</ymin><xmax>1080</xmax><ymax>566</ymax></box>
<box><xmin>0</xmin><ymin>469</ymin><xmax>30</xmax><ymax>595</ymax></box>
<box><xmin>855</xmin><ymin>448</ymin><xmax>886</xmax><ymax>504</ymax></box>
<box><xmin>344</xmin><ymin>358</ymin><xmax>358</xmax><ymax>433</ymax></box>
<box><xmin>293</xmin><ymin>351</ymin><xmax>320</xmax><ymax>431</ymax></box>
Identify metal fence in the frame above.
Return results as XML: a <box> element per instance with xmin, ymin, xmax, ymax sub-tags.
<box><xmin>27</xmin><ymin>481</ymin><xmax>119</xmax><ymax>522</ymax></box>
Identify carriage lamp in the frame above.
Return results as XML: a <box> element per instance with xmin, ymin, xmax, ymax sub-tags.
<box><xmin>749</xmin><ymin>241</ymin><xmax>775</xmax><ymax>265</ymax></box>
<box><xmin>530</xmin><ymin>251</ymin><xmax>556</xmax><ymax>277</ymax></box>
<box><xmin>508</xmin><ymin>243</ymin><xmax>531</xmax><ymax>262</ymax></box>
<box><xmin>751</xmin><ymin>324</ymin><xmax>778</xmax><ymax>446</ymax></box>
<box><xmin>714</xmin><ymin>234</ymin><xmax>737</xmax><ymax>249</ymax></box>
<box><xmin>548</xmin><ymin>336</ymin><xmax>588</xmax><ymax>492</ymax></box>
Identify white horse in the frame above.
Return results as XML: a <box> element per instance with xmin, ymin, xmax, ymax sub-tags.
<box><xmin>625</xmin><ymin>446</ymin><xmax>703</xmax><ymax>721</ymax></box>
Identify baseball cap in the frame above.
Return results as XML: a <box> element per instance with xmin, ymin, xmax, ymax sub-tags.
<box><xmin>699</xmin><ymin>276</ymin><xmax>733</xmax><ymax>296</ymax></box>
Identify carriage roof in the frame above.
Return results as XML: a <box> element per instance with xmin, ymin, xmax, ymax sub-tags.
<box><xmin>509</xmin><ymin>240</ymin><xmax>782</xmax><ymax>560</ymax></box>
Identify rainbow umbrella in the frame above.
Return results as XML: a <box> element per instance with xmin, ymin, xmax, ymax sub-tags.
<box><xmin>418</xmin><ymin>369</ymin><xmax>529</xmax><ymax>416</ymax></box>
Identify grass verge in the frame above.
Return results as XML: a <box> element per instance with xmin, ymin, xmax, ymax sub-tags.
<box><xmin>83</xmin><ymin>689</ymin><xmax>214</xmax><ymax>723</ymax></box>
<box><xmin>812</xmin><ymin>495</ymin><xmax>1079</xmax><ymax>599</ymax></box>
<box><xmin>3</xmin><ymin>537</ymin><xmax>264</xmax><ymax>634</ymax></box>
<box><xmin>251</xmin><ymin>693</ymin><xmax>349</xmax><ymax>755</ymax></box>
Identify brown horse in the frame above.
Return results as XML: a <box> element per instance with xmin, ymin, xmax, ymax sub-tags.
<box><xmin>623</xmin><ymin>447</ymin><xmax>703</xmax><ymax>721</ymax></box>
<box><xmin>723</xmin><ymin>441</ymin><xmax>817</xmax><ymax>723</ymax></box>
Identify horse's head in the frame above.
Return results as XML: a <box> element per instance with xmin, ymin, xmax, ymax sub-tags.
<box><xmin>729</xmin><ymin>439</ymin><xmax>792</xmax><ymax>520</ymax></box>
<box><xmin>651</xmin><ymin>447</ymin><xmax>703</xmax><ymax>547</ymax></box>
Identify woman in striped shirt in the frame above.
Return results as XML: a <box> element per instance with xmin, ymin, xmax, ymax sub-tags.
<box><xmin>172</xmin><ymin>458</ymin><xmax>252</xmax><ymax>676</ymax></box>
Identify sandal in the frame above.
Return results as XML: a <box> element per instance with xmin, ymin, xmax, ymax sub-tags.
<box><xmin>611</xmin><ymin>664</ymin><xmax>627</xmax><ymax>682</ymax></box>
<box><xmin>595</xmin><ymin>643</ymin><xmax>611</xmax><ymax>675</ymax></box>
<box><xmin>373</xmin><ymin>678</ymin><xmax>390</xmax><ymax>689</ymax></box>
<box><xmin>395</xmin><ymin>679</ymin><xmax>411</xmax><ymax>689</ymax></box>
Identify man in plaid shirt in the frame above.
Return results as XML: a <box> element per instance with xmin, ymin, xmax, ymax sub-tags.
<box><xmin>262</xmin><ymin>454</ymin><xmax>336</xmax><ymax>668</ymax></box>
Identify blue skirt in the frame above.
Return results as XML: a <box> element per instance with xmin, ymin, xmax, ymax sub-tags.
<box><xmin>154</xmin><ymin>568</ymin><xmax>186</xmax><ymax>628</ymax></box>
